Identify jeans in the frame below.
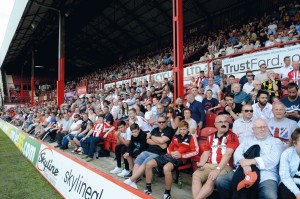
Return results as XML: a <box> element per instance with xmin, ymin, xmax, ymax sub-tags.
<box><xmin>215</xmin><ymin>171</ymin><xmax>278</xmax><ymax>199</ymax></box>
<box><xmin>60</xmin><ymin>134</ymin><xmax>75</xmax><ymax>149</ymax></box>
<box><xmin>80</xmin><ymin>136</ymin><xmax>103</xmax><ymax>158</ymax></box>
<box><xmin>215</xmin><ymin>170</ymin><xmax>234</xmax><ymax>199</ymax></box>
<box><xmin>259</xmin><ymin>180</ymin><xmax>278</xmax><ymax>199</ymax></box>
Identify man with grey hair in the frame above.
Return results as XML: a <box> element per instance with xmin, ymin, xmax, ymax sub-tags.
<box><xmin>186</xmin><ymin>93</ymin><xmax>205</xmax><ymax>129</ymax></box>
<box><xmin>215</xmin><ymin>118</ymin><xmax>284</xmax><ymax>199</ymax></box>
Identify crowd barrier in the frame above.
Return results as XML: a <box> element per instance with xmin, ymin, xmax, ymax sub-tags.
<box><xmin>0</xmin><ymin>119</ymin><xmax>152</xmax><ymax>199</ymax></box>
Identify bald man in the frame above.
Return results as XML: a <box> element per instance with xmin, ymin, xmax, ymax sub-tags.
<box><xmin>192</xmin><ymin>115</ymin><xmax>239</xmax><ymax>199</ymax></box>
<box><xmin>186</xmin><ymin>93</ymin><xmax>206</xmax><ymax>129</ymax></box>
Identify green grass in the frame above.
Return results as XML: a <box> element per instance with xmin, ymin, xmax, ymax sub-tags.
<box><xmin>0</xmin><ymin>130</ymin><xmax>62</xmax><ymax>199</ymax></box>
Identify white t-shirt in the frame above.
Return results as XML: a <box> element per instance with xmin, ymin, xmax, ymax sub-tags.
<box><xmin>255</xmin><ymin>72</ymin><xmax>268</xmax><ymax>83</ymax></box>
<box><xmin>186</xmin><ymin>118</ymin><xmax>197</xmax><ymax>133</ymax></box>
<box><xmin>279</xmin><ymin>65</ymin><xmax>293</xmax><ymax>79</ymax></box>
<box><xmin>252</xmin><ymin>103</ymin><xmax>273</xmax><ymax>120</ymax></box>
<box><xmin>268</xmin><ymin>118</ymin><xmax>298</xmax><ymax>145</ymax></box>
<box><xmin>122</xmin><ymin>128</ymin><xmax>132</xmax><ymax>141</ymax></box>
<box><xmin>243</xmin><ymin>82</ymin><xmax>254</xmax><ymax>94</ymax></box>
<box><xmin>145</xmin><ymin>111</ymin><xmax>153</xmax><ymax>120</ymax></box>
<box><xmin>70</xmin><ymin>119</ymin><xmax>82</xmax><ymax>134</ymax></box>
<box><xmin>204</xmin><ymin>84</ymin><xmax>220</xmax><ymax>99</ymax></box>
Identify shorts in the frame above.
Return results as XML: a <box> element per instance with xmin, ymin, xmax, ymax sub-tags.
<box><xmin>154</xmin><ymin>155</ymin><xmax>183</xmax><ymax>169</ymax></box>
<box><xmin>134</xmin><ymin>151</ymin><xmax>159</xmax><ymax>165</ymax></box>
<box><xmin>193</xmin><ymin>163</ymin><xmax>232</xmax><ymax>183</ymax></box>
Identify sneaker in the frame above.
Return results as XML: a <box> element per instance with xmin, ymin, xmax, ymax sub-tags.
<box><xmin>78</xmin><ymin>152</ymin><xmax>84</xmax><ymax>155</ymax></box>
<box><xmin>110</xmin><ymin>167</ymin><xmax>122</xmax><ymax>174</ymax></box>
<box><xmin>86</xmin><ymin>157</ymin><xmax>93</xmax><ymax>162</ymax></box>
<box><xmin>118</xmin><ymin>169</ymin><xmax>131</xmax><ymax>177</ymax></box>
<box><xmin>144</xmin><ymin>189</ymin><xmax>152</xmax><ymax>195</ymax></box>
<box><xmin>81</xmin><ymin>155</ymin><xmax>89</xmax><ymax>159</ymax></box>
<box><xmin>124</xmin><ymin>178</ymin><xmax>132</xmax><ymax>185</ymax></box>
<box><xmin>124</xmin><ymin>171</ymin><xmax>132</xmax><ymax>179</ymax></box>
<box><xmin>77</xmin><ymin>147</ymin><xmax>82</xmax><ymax>152</ymax></box>
<box><xmin>71</xmin><ymin>148</ymin><xmax>78</xmax><ymax>153</ymax></box>
<box><xmin>54</xmin><ymin>144</ymin><xmax>61</xmax><ymax>148</ymax></box>
<box><xmin>130</xmin><ymin>182</ymin><xmax>137</xmax><ymax>189</ymax></box>
<box><xmin>162</xmin><ymin>194</ymin><xmax>171</xmax><ymax>199</ymax></box>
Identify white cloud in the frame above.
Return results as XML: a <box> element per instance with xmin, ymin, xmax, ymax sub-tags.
<box><xmin>0</xmin><ymin>0</ymin><xmax>16</xmax><ymax>48</ymax></box>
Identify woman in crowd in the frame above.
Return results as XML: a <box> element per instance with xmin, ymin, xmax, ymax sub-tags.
<box><xmin>88</xmin><ymin>108</ymin><xmax>97</xmax><ymax>123</ymax></box>
<box><xmin>121</xmin><ymin>102</ymin><xmax>129</xmax><ymax>121</ymax></box>
<box><xmin>279</xmin><ymin>128</ymin><xmax>300</xmax><ymax>199</ymax></box>
<box><xmin>166</xmin><ymin>107</ymin><xmax>181</xmax><ymax>130</ymax></box>
<box><xmin>182</xmin><ymin>108</ymin><xmax>197</xmax><ymax>135</ymax></box>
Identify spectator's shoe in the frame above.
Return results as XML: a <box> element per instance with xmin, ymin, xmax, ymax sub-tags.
<box><xmin>71</xmin><ymin>148</ymin><xmax>78</xmax><ymax>153</ymax></box>
<box><xmin>117</xmin><ymin>169</ymin><xmax>131</xmax><ymax>177</ymax></box>
<box><xmin>144</xmin><ymin>189</ymin><xmax>152</xmax><ymax>195</ymax></box>
<box><xmin>124</xmin><ymin>171</ymin><xmax>132</xmax><ymax>179</ymax></box>
<box><xmin>86</xmin><ymin>157</ymin><xmax>93</xmax><ymax>162</ymax></box>
<box><xmin>124</xmin><ymin>178</ymin><xmax>138</xmax><ymax>189</ymax></box>
<box><xmin>162</xmin><ymin>194</ymin><xmax>171</xmax><ymax>199</ymax></box>
<box><xmin>54</xmin><ymin>144</ymin><xmax>61</xmax><ymax>148</ymax></box>
<box><xmin>110</xmin><ymin>167</ymin><xmax>122</xmax><ymax>174</ymax></box>
<box><xmin>81</xmin><ymin>155</ymin><xmax>89</xmax><ymax>159</ymax></box>
<box><xmin>77</xmin><ymin>147</ymin><xmax>82</xmax><ymax>152</ymax></box>
<box><xmin>78</xmin><ymin>152</ymin><xmax>84</xmax><ymax>155</ymax></box>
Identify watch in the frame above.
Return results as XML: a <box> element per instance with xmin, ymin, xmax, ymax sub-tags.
<box><xmin>216</xmin><ymin>166</ymin><xmax>221</xmax><ymax>170</ymax></box>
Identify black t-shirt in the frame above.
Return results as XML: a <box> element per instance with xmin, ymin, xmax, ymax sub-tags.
<box><xmin>219</xmin><ymin>103</ymin><xmax>242</xmax><ymax>117</ymax></box>
<box><xmin>127</xmin><ymin>130</ymin><xmax>148</xmax><ymax>157</ymax></box>
<box><xmin>81</xmin><ymin>119</ymin><xmax>92</xmax><ymax>132</ymax></box>
<box><xmin>147</xmin><ymin>126</ymin><xmax>174</xmax><ymax>155</ymax></box>
<box><xmin>202</xmin><ymin>98</ymin><xmax>219</xmax><ymax>112</ymax></box>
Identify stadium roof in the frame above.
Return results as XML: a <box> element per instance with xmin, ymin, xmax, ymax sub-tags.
<box><xmin>1</xmin><ymin>0</ymin><xmax>273</xmax><ymax>78</ymax></box>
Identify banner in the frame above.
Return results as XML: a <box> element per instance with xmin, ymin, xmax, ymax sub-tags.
<box><xmin>77</xmin><ymin>86</ymin><xmax>87</xmax><ymax>95</ymax></box>
<box><xmin>0</xmin><ymin>119</ymin><xmax>151</xmax><ymax>199</ymax></box>
<box><xmin>184</xmin><ymin>62</ymin><xmax>209</xmax><ymax>78</ymax></box>
<box><xmin>0</xmin><ymin>120</ymin><xmax>41</xmax><ymax>165</ymax></box>
<box><xmin>104</xmin><ymin>82</ymin><xmax>115</xmax><ymax>89</ymax></box>
<box><xmin>151</xmin><ymin>71</ymin><xmax>173</xmax><ymax>82</ymax></box>
<box><xmin>222</xmin><ymin>44</ymin><xmax>300</xmax><ymax>74</ymax></box>
<box><xmin>132</xmin><ymin>75</ymin><xmax>150</xmax><ymax>84</ymax></box>
<box><xmin>116</xmin><ymin>79</ymin><xmax>131</xmax><ymax>87</ymax></box>
<box><xmin>65</xmin><ymin>91</ymin><xmax>76</xmax><ymax>100</ymax></box>
<box><xmin>36</xmin><ymin>145</ymin><xmax>144</xmax><ymax>199</ymax></box>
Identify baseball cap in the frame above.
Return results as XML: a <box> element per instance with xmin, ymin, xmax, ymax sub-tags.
<box><xmin>237</xmin><ymin>171</ymin><xmax>258</xmax><ymax>191</ymax></box>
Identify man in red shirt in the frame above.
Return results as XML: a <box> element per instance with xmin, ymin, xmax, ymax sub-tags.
<box><xmin>192</xmin><ymin>115</ymin><xmax>239</xmax><ymax>199</ymax></box>
<box><xmin>288</xmin><ymin>61</ymin><xmax>300</xmax><ymax>86</ymax></box>
<box><xmin>80</xmin><ymin>114</ymin><xmax>115</xmax><ymax>162</ymax></box>
<box><xmin>144</xmin><ymin>120</ymin><xmax>199</xmax><ymax>199</ymax></box>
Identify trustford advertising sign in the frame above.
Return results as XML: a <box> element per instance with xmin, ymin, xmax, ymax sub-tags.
<box><xmin>222</xmin><ymin>44</ymin><xmax>300</xmax><ymax>74</ymax></box>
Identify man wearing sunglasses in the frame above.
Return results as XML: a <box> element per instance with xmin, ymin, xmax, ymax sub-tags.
<box><xmin>232</xmin><ymin>104</ymin><xmax>254</xmax><ymax>142</ymax></box>
<box><xmin>255</xmin><ymin>64</ymin><xmax>268</xmax><ymax>83</ymax></box>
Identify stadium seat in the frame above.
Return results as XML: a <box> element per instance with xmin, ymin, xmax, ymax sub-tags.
<box><xmin>199</xmin><ymin>127</ymin><xmax>217</xmax><ymax>139</ymax></box>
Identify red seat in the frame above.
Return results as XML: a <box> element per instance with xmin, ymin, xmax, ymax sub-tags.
<box><xmin>205</xmin><ymin>113</ymin><xmax>217</xmax><ymax>127</ymax></box>
<box><xmin>199</xmin><ymin>127</ymin><xmax>217</xmax><ymax>139</ymax></box>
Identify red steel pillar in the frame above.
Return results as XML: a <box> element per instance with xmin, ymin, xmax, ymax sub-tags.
<box><xmin>172</xmin><ymin>0</ymin><xmax>184</xmax><ymax>102</ymax></box>
<box><xmin>57</xmin><ymin>10</ymin><xmax>65</xmax><ymax>106</ymax></box>
<box><xmin>31</xmin><ymin>50</ymin><xmax>35</xmax><ymax>106</ymax></box>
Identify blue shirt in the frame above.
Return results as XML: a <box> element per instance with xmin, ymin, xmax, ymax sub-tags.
<box><xmin>280</xmin><ymin>146</ymin><xmax>300</xmax><ymax>196</ymax></box>
<box><xmin>189</xmin><ymin>100</ymin><xmax>205</xmax><ymax>124</ymax></box>
<box><xmin>234</xmin><ymin>135</ymin><xmax>284</xmax><ymax>183</ymax></box>
<box><xmin>280</xmin><ymin>96</ymin><xmax>300</xmax><ymax>122</ymax></box>
<box><xmin>234</xmin><ymin>91</ymin><xmax>249</xmax><ymax>104</ymax></box>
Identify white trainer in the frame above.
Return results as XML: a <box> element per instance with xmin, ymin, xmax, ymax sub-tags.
<box><xmin>109</xmin><ymin>167</ymin><xmax>122</xmax><ymax>174</ymax></box>
<box><xmin>117</xmin><ymin>169</ymin><xmax>131</xmax><ymax>177</ymax></box>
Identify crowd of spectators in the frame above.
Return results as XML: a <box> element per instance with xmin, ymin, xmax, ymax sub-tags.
<box><xmin>2</xmin><ymin>1</ymin><xmax>300</xmax><ymax>198</ymax></box>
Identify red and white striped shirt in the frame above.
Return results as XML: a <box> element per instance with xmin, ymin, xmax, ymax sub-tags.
<box><xmin>92</xmin><ymin>122</ymin><xmax>112</xmax><ymax>138</ymax></box>
<box><xmin>203</xmin><ymin>130</ymin><xmax>239</xmax><ymax>168</ymax></box>
<box><xmin>288</xmin><ymin>69</ymin><xmax>300</xmax><ymax>85</ymax></box>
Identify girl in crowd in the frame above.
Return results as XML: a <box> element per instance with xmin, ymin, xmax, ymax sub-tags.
<box><xmin>166</xmin><ymin>107</ymin><xmax>181</xmax><ymax>130</ymax></box>
<box><xmin>279</xmin><ymin>128</ymin><xmax>300</xmax><ymax>199</ymax></box>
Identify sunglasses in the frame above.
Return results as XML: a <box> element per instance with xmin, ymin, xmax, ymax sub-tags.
<box><xmin>243</xmin><ymin>110</ymin><xmax>253</xmax><ymax>113</ymax></box>
<box><xmin>158</xmin><ymin>121</ymin><xmax>166</xmax><ymax>124</ymax></box>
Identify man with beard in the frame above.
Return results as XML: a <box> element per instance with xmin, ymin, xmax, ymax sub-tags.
<box><xmin>280</xmin><ymin>83</ymin><xmax>300</xmax><ymax>122</ymax></box>
<box><xmin>192</xmin><ymin>115</ymin><xmax>239</xmax><ymax>199</ymax></box>
<box><xmin>219</xmin><ymin>93</ymin><xmax>242</xmax><ymax>121</ymax></box>
<box><xmin>252</xmin><ymin>90</ymin><xmax>273</xmax><ymax>120</ymax></box>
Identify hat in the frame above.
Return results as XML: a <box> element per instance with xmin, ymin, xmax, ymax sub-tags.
<box><xmin>288</xmin><ymin>30</ymin><xmax>294</xmax><ymax>34</ymax></box>
<box><xmin>237</xmin><ymin>172</ymin><xmax>258</xmax><ymax>191</ymax></box>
